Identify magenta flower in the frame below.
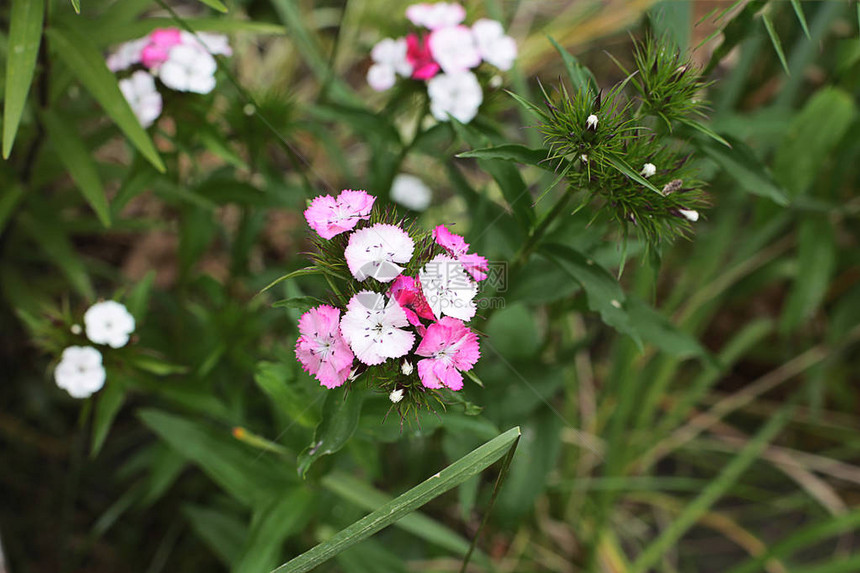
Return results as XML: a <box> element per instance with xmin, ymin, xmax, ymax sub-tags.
<box><xmin>304</xmin><ymin>189</ymin><xmax>375</xmax><ymax>240</ymax></box>
<box><xmin>141</xmin><ymin>28</ymin><xmax>183</xmax><ymax>69</ymax></box>
<box><xmin>432</xmin><ymin>225</ymin><xmax>488</xmax><ymax>281</ymax></box>
<box><xmin>295</xmin><ymin>305</ymin><xmax>355</xmax><ymax>388</ymax></box>
<box><xmin>415</xmin><ymin>317</ymin><xmax>480</xmax><ymax>391</ymax></box>
<box><xmin>406</xmin><ymin>34</ymin><xmax>440</xmax><ymax>80</ymax></box>
<box><xmin>389</xmin><ymin>274</ymin><xmax>436</xmax><ymax>328</ymax></box>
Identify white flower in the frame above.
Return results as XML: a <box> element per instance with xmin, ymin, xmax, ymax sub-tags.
<box><xmin>389</xmin><ymin>388</ymin><xmax>405</xmax><ymax>403</ymax></box>
<box><xmin>180</xmin><ymin>31</ymin><xmax>233</xmax><ymax>56</ymax></box>
<box><xmin>344</xmin><ymin>223</ymin><xmax>415</xmax><ymax>283</ymax></box>
<box><xmin>419</xmin><ymin>254</ymin><xmax>478</xmax><ymax>321</ymax></box>
<box><xmin>119</xmin><ymin>71</ymin><xmax>163</xmax><ymax>128</ymax></box>
<box><xmin>471</xmin><ymin>19</ymin><xmax>517</xmax><ymax>71</ymax></box>
<box><xmin>678</xmin><ymin>209</ymin><xmax>699</xmax><ymax>222</ymax></box>
<box><xmin>641</xmin><ymin>163</ymin><xmax>656</xmax><ymax>178</ymax></box>
<box><xmin>55</xmin><ymin>346</ymin><xmax>106</xmax><ymax>399</ymax></box>
<box><xmin>70</xmin><ymin>324</ymin><xmax>82</xmax><ymax>335</ymax></box>
<box><xmin>340</xmin><ymin>291</ymin><xmax>415</xmax><ymax>365</ymax></box>
<box><xmin>427</xmin><ymin>72</ymin><xmax>483</xmax><ymax>124</ymax></box>
<box><xmin>428</xmin><ymin>26</ymin><xmax>481</xmax><ymax>74</ymax></box>
<box><xmin>157</xmin><ymin>44</ymin><xmax>218</xmax><ymax>94</ymax></box>
<box><xmin>391</xmin><ymin>174</ymin><xmax>432</xmax><ymax>211</ymax></box>
<box><xmin>371</xmin><ymin>38</ymin><xmax>412</xmax><ymax>77</ymax></box>
<box><xmin>586</xmin><ymin>114</ymin><xmax>598</xmax><ymax>130</ymax></box>
<box><xmin>406</xmin><ymin>2</ymin><xmax>466</xmax><ymax>29</ymax></box>
<box><xmin>84</xmin><ymin>300</ymin><xmax>136</xmax><ymax>348</ymax></box>
<box><xmin>367</xmin><ymin>64</ymin><xmax>397</xmax><ymax>91</ymax></box>
<box><xmin>106</xmin><ymin>38</ymin><xmax>148</xmax><ymax>72</ymax></box>
<box><xmin>401</xmin><ymin>360</ymin><xmax>414</xmax><ymax>375</ymax></box>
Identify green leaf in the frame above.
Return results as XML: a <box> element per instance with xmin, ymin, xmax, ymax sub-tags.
<box><xmin>780</xmin><ymin>217</ymin><xmax>836</xmax><ymax>333</ymax></box>
<box><xmin>626</xmin><ymin>297</ymin><xmax>709</xmax><ymax>360</ymax></box>
<box><xmin>0</xmin><ymin>184</ymin><xmax>26</xmax><ymax>235</ymax></box>
<box><xmin>486</xmin><ymin>303</ymin><xmax>540</xmax><ymax>360</ymax></box>
<box><xmin>297</xmin><ymin>389</ymin><xmax>362</xmax><ymax>478</ymax></box>
<box><xmin>629</xmin><ymin>404</ymin><xmax>794</xmax><ymax>573</ymax></box>
<box><xmin>321</xmin><ymin>471</ymin><xmax>477</xmax><ymax>560</ymax></box>
<box><xmin>46</xmin><ymin>25</ymin><xmax>165</xmax><ymax>172</ymax></box>
<box><xmin>761</xmin><ymin>11</ymin><xmax>790</xmax><ymax>74</ymax></box>
<box><xmin>42</xmin><ymin>110</ymin><xmax>111</xmax><ymax>227</ymax></box>
<box><xmin>676</xmin><ymin>116</ymin><xmax>731</xmax><ymax>148</ymax></box>
<box><xmin>697</xmin><ymin>134</ymin><xmax>789</xmax><ymax>206</ymax></box>
<box><xmin>254</xmin><ymin>361</ymin><xmax>320</xmax><ymax>429</ymax></box>
<box><xmin>70</xmin><ymin>0</ymin><xmax>80</xmax><ymax>13</ymax></box>
<box><xmin>772</xmin><ymin>87</ymin><xmax>856</xmax><ymax>197</ymax></box>
<box><xmin>92</xmin><ymin>18</ymin><xmax>284</xmax><ymax>47</ymax></box>
<box><xmin>183</xmin><ymin>505</ymin><xmax>247</xmax><ymax>567</ymax></box>
<box><xmin>3</xmin><ymin>0</ymin><xmax>45</xmax><ymax>158</ymax></box>
<box><xmin>196</xmin><ymin>0</ymin><xmax>228</xmax><ymax>13</ymax></box>
<box><xmin>271</xmin><ymin>296</ymin><xmax>322</xmax><ymax>311</ymax></box>
<box><xmin>235</xmin><ymin>490</ymin><xmax>316</xmax><ymax>573</ymax></box>
<box><xmin>547</xmin><ymin>36</ymin><xmax>598</xmax><ymax>96</ymax></box>
<box><xmin>259</xmin><ymin>267</ymin><xmax>321</xmax><ymax>294</ymax></box>
<box><xmin>790</xmin><ymin>0</ymin><xmax>811</xmax><ymax>39</ymax></box>
<box><xmin>90</xmin><ymin>378</ymin><xmax>125</xmax><ymax>458</ymax></box>
<box><xmin>126</xmin><ymin>270</ymin><xmax>155</xmax><ymax>322</ymax></box>
<box><xmin>541</xmin><ymin>243</ymin><xmax>641</xmax><ymax>347</ymax></box>
<box><xmin>272</xmin><ymin>427</ymin><xmax>521</xmax><ymax>573</ymax></box>
<box><xmin>457</xmin><ymin>144</ymin><xmax>553</xmax><ymax>168</ymax></box>
<box><xmin>649</xmin><ymin>1</ymin><xmax>691</xmax><ymax>51</ymax></box>
<box><xmin>138</xmin><ymin>409</ymin><xmax>294</xmax><ymax>506</ymax></box>
<box><xmin>605</xmin><ymin>154</ymin><xmax>663</xmax><ymax>196</ymax></box>
<box><xmin>18</xmin><ymin>211</ymin><xmax>94</xmax><ymax>300</ymax></box>
<box><xmin>128</xmin><ymin>354</ymin><xmax>188</xmax><ymax>376</ymax></box>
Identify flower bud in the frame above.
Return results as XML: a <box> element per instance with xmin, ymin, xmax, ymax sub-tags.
<box><xmin>586</xmin><ymin>114</ymin><xmax>598</xmax><ymax>131</ymax></box>
<box><xmin>678</xmin><ymin>209</ymin><xmax>699</xmax><ymax>222</ymax></box>
<box><xmin>640</xmin><ymin>163</ymin><xmax>656</xmax><ymax>178</ymax></box>
<box><xmin>389</xmin><ymin>388</ymin><xmax>405</xmax><ymax>403</ymax></box>
<box><xmin>401</xmin><ymin>360</ymin><xmax>414</xmax><ymax>376</ymax></box>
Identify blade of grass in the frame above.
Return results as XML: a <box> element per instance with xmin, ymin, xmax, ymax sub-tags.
<box><xmin>3</xmin><ymin>0</ymin><xmax>45</xmax><ymax>158</ymax></box>
<box><xmin>761</xmin><ymin>10</ymin><xmax>790</xmax><ymax>75</ymax></box>
<box><xmin>271</xmin><ymin>427</ymin><xmax>521</xmax><ymax>573</ymax></box>
<box><xmin>195</xmin><ymin>0</ymin><xmax>228</xmax><ymax>13</ymax></box>
<box><xmin>789</xmin><ymin>0</ymin><xmax>810</xmax><ymax>39</ymax></box>
<box><xmin>629</xmin><ymin>403</ymin><xmax>794</xmax><ymax>573</ymax></box>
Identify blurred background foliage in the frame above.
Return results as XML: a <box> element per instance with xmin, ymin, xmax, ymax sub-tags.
<box><xmin>2</xmin><ymin>0</ymin><xmax>860</xmax><ymax>572</ymax></box>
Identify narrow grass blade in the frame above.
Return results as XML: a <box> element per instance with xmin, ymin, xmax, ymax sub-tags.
<box><xmin>47</xmin><ymin>25</ymin><xmax>165</xmax><ymax>172</ymax></box>
<box><xmin>258</xmin><ymin>267</ymin><xmax>320</xmax><ymax>295</ymax></box>
<box><xmin>195</xmin><ymin>0</ymin><xmax>228</xmax><ymax>13</ymax></box>
<box><xmin>271</xmin><ymin>427</ymin><xmax>521</xmax><ymax>573</ymax></box>
<box><xmin>70</xmin><ymin>0</ymin><xmax>81</xmax><ymax>13</ymax></box>
<box><xmin>629</xmin><ymin>404</ymin><xmax>794</xmax><ymax>573</ymax></box>
<box><xmin>3</xmin><ymin>0</ymin><xmax>45</xmax><ymax>158</ymax></box>
<box><xmin>790</xmin><ymin>0</ymin><xmax>810</xmax><ymax>39</ymax></box>
<box><xmin>762</xmin><ymin>11</ymin><xmax>790</xmax><ymax>75</ymax></box>
<box><xmin>42</xmin><ymin>110</ymin><xmax>111</xmax><ymax>227</ymax></box>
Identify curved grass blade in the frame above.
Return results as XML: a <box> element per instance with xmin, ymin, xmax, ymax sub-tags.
<box><xmin>196</xmin><ymin>0</ymin><xmax>228</xmax><ymax>13</ymax></box>
<box><xmin>762</xmin><ymin>10</ymin><xmax>790</xmax><ymax>75</ymax></box>
<box><xmin>3</xmin><ymin>0</ymin><xmax>45</xmax><ymax>158</ymax></box>
<box><xmin>70</xmin><ymin>0</ymin><xmax>81</xmax><ymax>13</ymax></box>
<box><xmin>271</xmin><ymin>427</ymin><xmax>521</xmax><ymax>573</ymax></box>
<box><xmin>46</xmin><ymin>25</ymin><xmax>165</xmax><ymax>173</ymax></box>
<box><xmin>258</xmin><ymin>267</ymin><xmax>321</xmax><ymax>295</ymax></box>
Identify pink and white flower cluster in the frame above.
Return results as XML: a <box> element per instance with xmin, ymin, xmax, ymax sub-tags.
<box><xmin>106</xmin><ymin>28</ymin><xmax>232</xmax><ymax>127</ymax></box>
<box><xmin>295</xmin><ymin>189</ymin><xmax>487</xmax><ymax>398</ymax></box>
<box><xmin>367</xmin><ymin>2</ymin><xmax>517</xmax><ymax>124</ymax></box>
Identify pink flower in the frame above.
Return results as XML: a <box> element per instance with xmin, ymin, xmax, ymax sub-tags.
<box><xmin>432</xmin><ymin>225</ymin><xmax>488</xmax><ymax>281</ymax></box>
<box><xmin>415</xmin><ymin>317</ymin><xmax>480</xmax><ymax>391</ymax></box>
<box><xmin>389</xmin><ymin>275</ymin><xmax>436</xmax><ymax>328</ymax></box>
<box><xmin>141</xmin><ymin>28</ymin><xmax>183</xmax><ymax>69</ymax></box>
<box><xmin>304</xmin><ymin>189</ymin><xmax>375</xmax><ymax>240</ymax></box>
<box><xmin>406</xmin><ymin>34</ymin><xmax>440</xmax><ymax>80</ymax></box>
<box><xmin>295</xmin><ymin>305</ymin><xmax>354</xmax><ymax>389</ymax></box>
<box><xmin>428</xmin><ymin>26</ymin><xmax>481</xmax><ymax>74</ymax></box>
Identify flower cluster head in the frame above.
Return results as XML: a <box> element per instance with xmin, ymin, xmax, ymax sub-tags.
<box><xmin>106</xmin><ymin>28</ymin><xmax>232</xmax><ymax>127</ymax></box>
<box><xmin>294</xmin><ymin>189</ymin><xmax>485</xmax><ymax>414</ymax></box>
<box><xmin>367</xmin><ymin>2</ymin><xmax>517</xmax><ymax>124</ymax></box>
<box><xmin>54</xmin><ymin>301</ymin><xmax>136</xmax><ymax>399</ymax></box>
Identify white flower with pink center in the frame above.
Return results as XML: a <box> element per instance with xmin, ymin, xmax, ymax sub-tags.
<box><xmin>419</xmin><ymin>254</ymin><xmax>477</xmax><ymax>321</ymax></box>
<box><xmin>345</xmin><ymin>224</ymin><xmax>414</xmax><ymax>283</ymax></box>
<box><xmin>295</xmin><ymin>305</ymin><xmax>354</xmax><ymax>388</ymax></box>
<box><xmin>415</xmin><ymin>317</ymin><xmax>480</xmax><ymax>390</ymax></box>
<box><xmin>427</xmin><ymin>72</ymin><xmax>483</xmax><ymax>123</ymax></box>
<box><xmin>54</xmin><ymin>346</ymin><xmax>107</xmax><ymax>399</ymax></box>
<box><xmin>471</xmin><ymin>18</ymin><xmax>517</xmax><ymax>71</ymax></box>
<box><xmin>119</xmin><ymin>71</ymin><xmax>163</xmax><ymax>128</ymax></box>
<box><xmin>428</xmin><ymin>26</ymin><xmax>481</xmax><ymax>74</ymax></box>
<box><xmin>406</xmin><ymin>2</ymin><xmax>466</xmax><ymax>30</ymax></box>
<box><xmin>304</xmin><ymin>189</ymin><xmax>375</xmax><ymax>239</ymax></box>
<box><xmin>340</xmin><ymin>292</ymin><xmax>415</xmax><ymax>365</ymax></box>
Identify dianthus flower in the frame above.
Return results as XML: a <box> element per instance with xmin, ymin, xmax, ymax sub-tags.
<box><xmin>415</xmin><ymin>317</ymin><xmax>480</xmax><ymax>390</ymax></box>
<box><xmin>419</xmin><ymin>254</ymin><xmax>478</xmax><ymax>321</ymax></box>
<box><xmin>55</xmin><ymin>346</ymin><xmax>107</xmax><ymax>399</ymax></box>
<box><xmin>304</xmin><ymin>190</ymin><xmax>375</xmax><ymax>240</ymax></box>
<box><xmin>295</xmin><ymin>305</ymin><xmax>354</xmax><ymax>388</ymax></box>
<box><xmin>344</xmin><ymin>224</ymin><xmax>414</xmax><ymax>283</ymax></box>
<box><xmin>340</xmin><ymin>292</ymin><xmax>415</xmax><ymax>365</ymax></box>
<box><xmin>84</xmin><ymin>300</ymin><xmax>136</xmax><ymax>348</ymax></box>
